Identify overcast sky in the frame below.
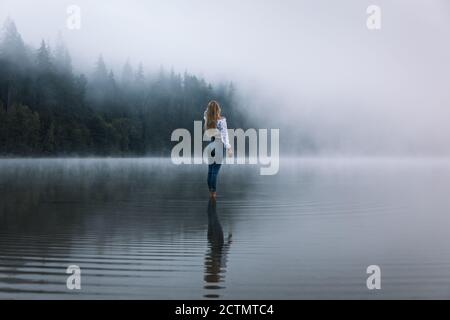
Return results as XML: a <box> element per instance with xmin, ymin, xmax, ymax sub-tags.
<box><xmin>1</xmin><ymin>0</ymin><xmax>449</xmax><ymax>155</ymax></box>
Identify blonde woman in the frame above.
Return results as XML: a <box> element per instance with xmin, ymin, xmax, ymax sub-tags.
<box><xmin>204</xmin><ymin>101</ymin><xmax>233</xmax><ymax>198</ymax></box>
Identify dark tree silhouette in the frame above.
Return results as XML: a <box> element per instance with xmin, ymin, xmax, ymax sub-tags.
<box><xmin>0</xmin><ymin>18</ymin><xmax>250</xmax><ymax>156</ymax></box>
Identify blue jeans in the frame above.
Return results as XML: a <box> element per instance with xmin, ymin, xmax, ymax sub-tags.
<box><xmin>206</xmin><ymin>140</ymin><xmax>225</xmax><ymax>192</ymax></box>
<box><xmin>207</xmin><ymin>163</ymin><xmax>222</xmax><ymax>192</ymax></box>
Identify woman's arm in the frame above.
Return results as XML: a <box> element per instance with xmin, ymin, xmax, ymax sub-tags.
<box><xmin>220</xmin><ymin>118</ymin><xmax>232</xmax><ymax>150</ymax></box>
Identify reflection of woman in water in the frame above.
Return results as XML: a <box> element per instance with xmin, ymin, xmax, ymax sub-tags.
<box><xmin>204</xmin><ymin>198</ymin><xmax>232</xmax><ymax>298</ymax></box>
<box><xmin>204</xmin><ymin>101</ymin><xmax>233</xmax><ymax>198</ymax></box>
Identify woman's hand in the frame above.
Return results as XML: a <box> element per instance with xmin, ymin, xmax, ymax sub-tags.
<box><xmin>227</xmin><ymin>148</ymin><xmax>233</xmax><ymax>157</ymax></box>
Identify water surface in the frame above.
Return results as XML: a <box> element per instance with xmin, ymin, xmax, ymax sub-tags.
<box><xmin>1</xmin><ymin>158</ymin><xmax>450</xmax><ymax>299</ymax></box>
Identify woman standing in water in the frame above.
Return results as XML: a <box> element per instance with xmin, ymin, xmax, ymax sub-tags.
<box><xmin>204</xmin><ymin>101</ymin><xmax>233</xmax><ymax>198</ymax></box>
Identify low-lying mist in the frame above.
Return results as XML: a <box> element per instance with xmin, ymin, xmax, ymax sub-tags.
<box><xmin>1</xmin><ymin>0</ymin><xmax>449</xmax><ymax>156</ymax></box>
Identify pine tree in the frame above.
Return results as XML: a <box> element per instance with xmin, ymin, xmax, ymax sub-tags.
<box><xmin>121</xmin><ymin>60</ymin><xmax>134</xmax><ymax>85</ymax></box>
<box><xmin>0</xmin><ymin>18</ymin><xmax>28</xmax><ymax>65</ymax></box>
<box><xmin>93</xmin><ymin>55</ymin><xmax>108</xmax><ymax>83</ymax></box>
<box><xmin>135</xmin><ymin>62</ymin><xmax>145</xmax><ymax>83</ymax></box>
<box><xmin>36</xmin><ymin>40</ymin><xmax>52</xmax><ymax>72</ymax></box>
<box><xmin>54</xmin><ymin>34</ymin><xmax>72</xmax><ymax>74</ymax></box>
<box><xmin>0</xmin><ymin>18</ymin><xmax>30</xmax><ymax>110</ymax></box>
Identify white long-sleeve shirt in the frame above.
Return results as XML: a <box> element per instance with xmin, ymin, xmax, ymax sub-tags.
<box><xmin>203</xmin><ymin>111</ymin><xmax>231</xmax><ymax>149</ymax></box>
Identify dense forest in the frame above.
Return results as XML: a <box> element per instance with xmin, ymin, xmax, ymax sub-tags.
<box><xmin>0</xmin><ymin>18</ymin><xmax>248</xmax><ymax>156</ymax></box>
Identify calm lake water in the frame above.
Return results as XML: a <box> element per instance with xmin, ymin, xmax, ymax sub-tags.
<box><xmin>1</xmin><ymin>158</ymin><xmax>450</xmax><ymax>299</ymax></box>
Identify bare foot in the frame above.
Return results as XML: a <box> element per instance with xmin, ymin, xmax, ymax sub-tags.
<box><xmin>210</xmin><ymin>192</ymin><xmax>217</xmax><ymax>198</ymax></box>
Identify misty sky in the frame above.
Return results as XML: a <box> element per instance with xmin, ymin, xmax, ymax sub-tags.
<box><xmin>1</xmin><ymin>0</ymin><xmax>449</xmax><ymax>155</ymax></box>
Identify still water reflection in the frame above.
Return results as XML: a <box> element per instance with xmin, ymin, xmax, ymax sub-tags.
<box><xmin>1</xmin><ymin>158</ymin><xmax>450</xmax><ymax>299</ymax></box>
<box><xmin>204</xmin><ymin>199</ymin><xmax>232</xmax><ymax>298</ymax></box>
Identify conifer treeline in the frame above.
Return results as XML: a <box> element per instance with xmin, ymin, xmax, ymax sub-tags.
<box><xmin>0</xmin><ymin>18</ymin><xmax>246</xmax><ymax>156</ymax></box>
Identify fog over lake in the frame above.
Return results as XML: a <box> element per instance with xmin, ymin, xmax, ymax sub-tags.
<box><xmin>1</xmin><ymin>0</ymin><xmax>449</xmax><ymax>155</ymax></box>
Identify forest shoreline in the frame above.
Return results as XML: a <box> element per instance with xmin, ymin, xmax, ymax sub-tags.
<box><xmin>0</xmin><ymin>18</ymin><xmax>248</xmax><ymax>157</ymax></box>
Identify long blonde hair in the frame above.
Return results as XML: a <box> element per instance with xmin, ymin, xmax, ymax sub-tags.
<box><xmin>205</xmin><ymin>100</ymin><xmax>222</xmax><ymax>130</ymax></box>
